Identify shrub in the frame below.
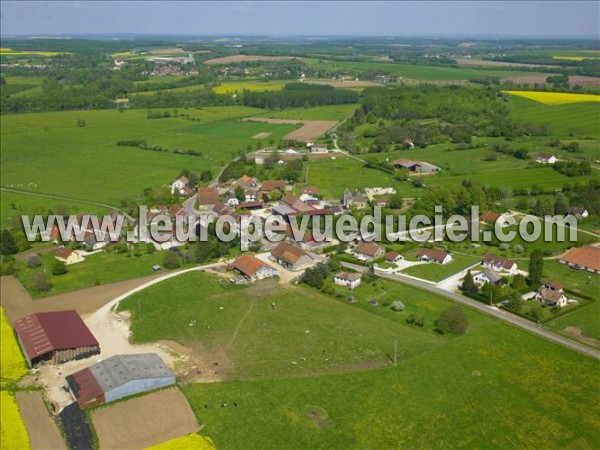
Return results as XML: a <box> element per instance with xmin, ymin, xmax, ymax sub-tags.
<box><xmin>163</xmin><ymin>251</ymin><xmax>181</xmax><ymax>270</ymax></box>
<box><xmin>26</xmin><ymin>255</ymin><xmax>42</xmax><ymax>268</ymax></box>
<box><xmin>406</xmin><ymin>314</ymin><xmax>425</xmax><ymax>327</ymax></box>
<box><xmin>51</xmin><ymin>260</ymin><xmax>67</xmax><ymax>276</ymax></box>
<box><xmin>435</xmin><ymin>306</ymin><xmax>468</xmax><ymax>335</ymax></box>
<box><xmin>391</xmin><ymin>301</ymin><xmax>405</xmax><ymax>312</ymax></box>
<box><xmin>29</xmin><ymin>271</ymin><xmax>52</xmax><ymax>292</ymax></box>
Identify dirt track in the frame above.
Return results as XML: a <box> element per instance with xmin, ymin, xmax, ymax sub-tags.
<box><xmin>91</xmin><ymin>388</ymin><xmax>199</xmax><ymax>450</ymax></box>
<box><xmin>204</xmin><ymin>54</ymin><xmax>296</xmax><ymax>64</ymax></box>
<box><xmin>15</xmin><ymin>391</ymin><xmax>67</xmax><ymax>450</ymax></box>
<box><xmin>242</xmin><ymin>117</ymin><xmax>338</xmax><ymax>141</ymax></box>
<box><xmin>0</xmin><ymin>274</ymin><xmax>162</xmax><ymax>322</ymax></box>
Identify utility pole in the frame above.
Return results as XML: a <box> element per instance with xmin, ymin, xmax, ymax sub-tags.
<box><xmin>393</xmin><ymin>339</ymin><xmax>398</xmax><ymax>365</ymax></box>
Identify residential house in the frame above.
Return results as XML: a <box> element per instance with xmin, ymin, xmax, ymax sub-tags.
<box><xmin>569</xmin><ymin>207</ymin><xmax>589</xmax><ymax>218</ymax></box>
<box><xmin>232</xmin><ymin>254</ymin><xmax>279</xmax><ymax>282</ymax></box>
<box><xmin>54</xmin><ymin>247</ymin><xmax>85</xmax><ymax>265</ymax></box>
<box><xmin>536</xmin><ymin>153</ymin><xmax>557</xmax><ymax>164</ymax></box>
<box><xmin>415</xmin><ymin>248</ymin><xmax>452</xmax><ymax>264</ymax></box>
<box><xmin>260</xmin><ymin>180</ymin><xmax>286</xmax><ymax>198</ymax></box>
<box><xmin>482</xmin><ymin>254</ymin><xmax>517</xmax><ymax>274</ymax></box>
<box><xmin>197</xmin><ymin>187</ymin><xmax>219</xmax><ymax>209</ymax></box>
<box><xmin>535</xmin><ymin>281</ymin><xmax>567</xmax><ymax>307</ymax></box>
<box><xmin>473</xmin><ymin>269</ymin><xmax>503</xmax><ymax>286</ymax></box>
<box><xmin>354</xmin><ymin>241</ymin><xmax>385</xmax><ymax>262</ymax></box>
<box><xmin>384</xmin><ymin>251</ymin><xmax>403</xmax><ymax>263</ymax></box>
<box><xmin>391</xmin><ymin>158</ymin><xmax>440</xmax><ymax>173</ymax></box>
<box><xmin>481</xmin><ymin>210</ymin><xmax>502</xmax><ymax>224</ymax></box>
<box><xmin>170</xmin><ymin>176</ymin><xmax>189</xmax><ymax>195</ymax></box>
<box><xmin>343</xmin><ymin>189</ymin><xmax>368</xmax><ymax>210</ymax></box>
<box><xmin>236</xmin><ymin>175</ymin><xmax>258</xmax><ymax>191</ymax></box>
<box><xmin>334</xmin><ymin>272</ymin><xmax>362</xmax><ymax>289</ymax></box>
<box><xmin>558</xmin><ymin>246</ymin><xmax>600</xmax><ymax>274</ymax></box>
<box><xmin>302</xmin><ymin>187</ymin><xmax>319</xmax><ymax>196</ymax></box>
<box><xmin>271</xmin><ymin>242</ymin><xmax>314</xmax><ymax>271</ymax></box>
<box><xmin>310</xmin><ymin>145</ymin><xmax>328</xmax><ymax>154</ymax></box>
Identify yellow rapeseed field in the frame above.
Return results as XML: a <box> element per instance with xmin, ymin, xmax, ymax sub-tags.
<box><xmin>146</xmin><ymin>434</ymin><xmax>216</xmax><ymax>450</ymax></box>
<box><xmin>502</xmin><ymin>90</ymin><xmax>600</xmax><ymax>105</ymax></box>
<box><xmin>1</xmin><ymin>307</ymin><xmax>28</xmax><ymax>388</ymax></box>
<box><xmin>213</xmin><ymin>80</ymin><xmax>285</xmax><ymax>94</ymax></box>
<box><xmin>0</xmin><ymin>391</ymin><xmax>31</xmax><ymax>450</ymax></box>
<box><xmin>0</xmin><ymin>48</ymin><xmax>61</xmax><ymax>57</ymax></box>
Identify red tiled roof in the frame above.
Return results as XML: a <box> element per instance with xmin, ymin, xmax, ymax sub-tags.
<box><xmin>13</xmin><ymin>310</ymin><xmax>99</xmax><ymax>361</ymax></box>
<box><xmin>416</xmin><ymin>248</ymin><xmax>450</xmax><ymax>262</ymax></box>
<box><xmin>197</xmin><ymin>187</ymin><xmax>219</xmax><ymax>206</ymax></box>
<box><xmin>67</xmin><ymin>367</ymin><xmax>104</xmax><ymax>405</ymax></box>
<box><xmin>232</xmin><ymin>254</ymin><xmax>273</xmax><ymax>277</ymax></box>
<box><xmin>282</xmin><ymin>194</ymin><xmax>298</xmax><ymax>206</ymax></box>
<box><xmin>481</xmin><ymin>210</ymin><xmax>501</xmax><ymax>223</ymax></box>
<box><xmin>272</xmin><ymin>242</ymin><xmax>307</xmax><ymax>265</ymax></box>
<box><xmin>483</xmin><ymin>254</ymin><xmax>516</xmax><ymax>270</ymax></box>
<box><xmin>355</xmin><ymin>241</ymin><xmax>383</xmax><ymax>257</ymax></box>
<box><xmin>384</xmin><ymin>251</ymin><xmax>400</xmax><ymax>262</ymax></box>
<box><xmin>261</xmin><ymin>180</ymin><xmax>286</xmax><ymax>192</ymax></box>
<box><xmin>560</xmin><ymin>246</ymin><xmax>600</xmax><ymax>272</ymax></box>
<box><xmin>55</xmin><ymin>247</ymin><xmax>72</xmax><ymax>259</ymax></box>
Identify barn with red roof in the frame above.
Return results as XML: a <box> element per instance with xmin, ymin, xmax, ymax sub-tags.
<box><xmin>13</xmin><ymin>310</ymin><xmax>100</xmax><ymax>367</ymax></box>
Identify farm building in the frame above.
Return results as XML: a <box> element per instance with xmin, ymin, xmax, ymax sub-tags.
<box><xmin>391</xmin><ymin>158</ymin><xmax>440</xmax><ymax>173</ymax></box>
<box><xmin>197</xmin><ymin>187</ymin><xmax>219</xmax><ymax>209</ymax></box>
<box><xmin>343</xmin><ymin>189</ymin><xmax>368</xmax><ymax>210</ymax></box>
<box><xmin>13</xmin><ymin>310</ymin><xmax>100</xmax><ymax>367</ymax></box>
<box><xmin>65</xmin><ymin>353</ymin><xmax>175</xmax><ymax>408</ymax></box>
<box><xmin>536</xmin><ymin>153</ymin><xmax>557</xmax><ymax>164</ymax></box>
<box><xmin>271</xmin><ymin>242</ymin><xmax>314</xmax><ymax>271</ymax></box>
<box><xmin>481</xmin><ymin>210</ymin><xmax>502</xmax><ymax>224</ymax></box>
<box><xmin>415</xmin><ymin>248</ymin><xmax>452</xmax><ymax>265</ymax></box>
<box><xmin>558</xmin><ymin>246</ymin><xmax>600</xmax><ymax>274</ymax></box>
<box><xmin>232</xmin><ymin>254</ymin><xmax>279</xmax><ymax>282</ymax></box>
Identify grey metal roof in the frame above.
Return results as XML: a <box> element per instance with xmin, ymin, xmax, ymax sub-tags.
<box><xmin>272</xmin><ymin>204</ymin><xmax>297</xmax><ymax>216</ymax></box>
<box><xmin>89</xmin><ymin>353</ymin><xmax>174</xmax><ymax>393</ymax></box>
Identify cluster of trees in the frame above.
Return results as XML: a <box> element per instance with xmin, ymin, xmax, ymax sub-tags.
<box><xmin>553</xmin><ymin>161</ymin><xmax>592</xmax><ymax>177</ymax></box>
<box><xmin>341</xmin><ymin>85</ymin><xmax>547</xmax><ymax>153</ymax></box>
<box><xmin>219</xmin><ymin>153</ymin><xmax>304</xmax><ymax>184</ymax></box>
<box><xmin>301</xmin><ymin>260</ymin><xmax>341</xmax><ymax>290</ymax></box>
<box><xmin>243</xmin><ymin>84</ymin><xmax>358</xmax><ymax>109</ymax></box>
<box><xmin>116</xmin><ymin>138</ymin><xmax>203</xmax><ymax>157</ymax></box>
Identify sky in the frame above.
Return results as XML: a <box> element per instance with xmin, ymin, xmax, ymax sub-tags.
<box><xmin>1</xmin><ymin>1</ymin><xmax>598</xmax><ymax>38</ymax></box>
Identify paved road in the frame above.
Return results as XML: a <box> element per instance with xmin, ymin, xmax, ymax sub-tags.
<box><xmin>341</xmin><ymin>262</ymin><xmax>600</xmax><ymax>360</ymax></box>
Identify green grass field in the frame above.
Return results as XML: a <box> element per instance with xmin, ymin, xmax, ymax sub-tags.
<box><xmin>16</xmin><ymin>249</ymin><xmax>174</xmax><ymax>298</ymax></box>
<box><xmin>213</xmin><ymin>80</ymin><xmax>287</xmax><ymax>94</ymax></box>
<box><xmin>305</xmin><ymin>157</ymin><xmax>419</xmax><ymax>199</ymax></box>
<box><xmin>508</xmin><ymin>96</ymin><xmax>600</xmax><ymax>139</ymax></box>
<box><xmin>255</xmin><ymin>104</ymin><xmax>358</xmax><ymax>121</ymax></box>
<box><xmin>119</xmin><ymin>272</ymin><xmax>448</xmax><ymax>380</ymax></box>
<box><xmin>400</xmin><ymin>254</ymin><xmax>480</xmax><ymax>282</ymax></box>
<box><xmin>303</xmin><ymin>59</ymin><xmax>547</xmax><ymax>81</ymax></box>
<box><xmin>0</xmin><ymin>106</ymin><xmax>296</xmax><ymax>209</ymax></box>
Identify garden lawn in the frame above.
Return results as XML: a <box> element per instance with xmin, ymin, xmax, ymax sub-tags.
<box><xmin>400</xmin><ymin>253</ymin><xmax>480</xmax><ymax>282</ymax></box>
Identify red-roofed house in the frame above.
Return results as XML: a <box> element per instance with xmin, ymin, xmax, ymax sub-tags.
<box><xmin>54</xmin><ymin>246</ymin><xmax>85</xmax><ymax>265</ymax></box>
<box><xmin>354</xmin><ymin>241</ymin><xmax>385</xmax><ymax>261</ymax></box>
<box><xmin>559</xmin><ymin>246</ymin><xmax>600</xmax><ymax>274</ymax></box>
<box><xmin>232</xmin><ymin>254</ymin><xmax>278</xmax><ymax>282</ymax></box>
<box><xmin>415</xmin><ymin>248</ymin><xmax>452</xmax><ymax>265</ymax></box>
<box><xmin>197</xmin><ymin>187</ymin><xmax>219</xmax><ymax>209</ymax></box>
<box><xmin>13</xmin><ymin>310</ymin><xmax>100</xmax><ymax>367</ymax></box>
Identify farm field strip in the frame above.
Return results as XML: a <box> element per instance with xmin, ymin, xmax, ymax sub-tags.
<box><xmin>242</xmin><ymin>117</ymin><xmax>338</xmax><ymax>141</ymax></box>
<box><xmin>503</xmin><ymin>90</ymin><xmax>600</xmax><ymax>105</ymax></box>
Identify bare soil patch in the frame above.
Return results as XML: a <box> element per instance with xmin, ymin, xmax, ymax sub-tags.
<box><xmin>454</xmin><ymin>58</ymin><xmax>558</xmax><ymax>69</ymax></box>
<box><xmin>501</xmin><ymin>74</ymin><xmax>552</xmax><ymax>85</ymax></box>
<box><xmin>252</xmin><ymin>132</ymin><xmax>272</xmax><ymax>139</ymax></box>
<box><xmin>302</xmin><ymin>79</ymin><xmax>384</xmax><ymax>88</ymax></box>
<box><xmin>1</xmin><ymin>274</ymin><xmax>162</xmax><ymax>322</ymax></box>
<box><xmin>306</xmin><ymin>407</ymin><xmax>334</xmax><ymax>429</ymax></box>
<box><xmin>569</xmin><ymin>76</ymin><xmax>600</xmax><ymax>87</ymax></box>
<box><xmin>15</xmin><ymin>391</ymin><xmax>67</xmax><ymax>450</ymax></box>
<box><xmin>91</xmin><ymin>388</ymin><xmax>199</xmax><ymax>450</ymax></box>
<box><xmin>563</xmin><ymin>326</ymin><xmax>600</xmax><ymax>349</ymax></box>
<box><xmin>204</xmin><ymin>55</ymin><xmax>296</xmax><ymax>65</ymax></box>
<box><xmin>242</xmin><ymin>117</ymin><xmax>337</xmax><ymax>141</ymax></box>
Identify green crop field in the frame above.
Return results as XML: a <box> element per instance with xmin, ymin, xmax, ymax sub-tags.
<box><xmin>119</xmin><ymin>272</ymin><xmax>448</xmax><ymax>380</ymax></box>
<box><xmin>400</xmin><ymin>254</ymin><xmax>480</xmax><ymax>282</ymax></box>
<box><xmin>255</xmin><ymin>104</ymin><xmax>358</xmax><ymax>121</ymax></box>
<box><xmin>130</xmin><ymin>84</ymin><xmax>205</xmax><ymax>96</ymax></box>
<box><xmin>114</xmin><ymin>271</ymin><xmax>600</xmax><ymax>449</ymax></box>
<box><xmin>0</xmin><ymin>106</ymin><xmax>298</xmax><ymax>208</ymax></box>
<box><xmin>303</xmin><ymin>59</ymin><xmax>547</xmax><ymax>81</ymax></box>
<box><xmin>213</xmin><ymin>80</ymin><xmax>287</xmax><ymax>94</ymax></box>
<box><xmin>508</xmin><ymin>96</ymin><xmax>600</xmax><ymax>139</ymax></box>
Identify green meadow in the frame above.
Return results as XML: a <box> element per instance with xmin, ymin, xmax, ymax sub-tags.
<box><xmin>116</xmin><ymin>270</ymin><xmax>600</xmax><ymax>449</ymax></box>
<box><xmin>0</xmin><ymin>106</ymin><xmax>297</xmax><ymax>208</ymax></box>
<box><xmin>400</xmin><ymin>254</ymin><xmax>480</xmax><ymax>282</ymax></box>
<box><xmin>508</xmin><ymin>96</ymin><xmax>600</xmax><ymax>139</ymax></box>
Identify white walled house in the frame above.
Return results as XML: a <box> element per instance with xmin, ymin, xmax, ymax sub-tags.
<box><xmin>170</xmin><ymin>176</ymin><xmax>189</xmax><ymax>195</ymax></box>
<box><xmin>334</xmin><ymin>272</ymin><xmax>362</xmax><ymax>289</ymax></box>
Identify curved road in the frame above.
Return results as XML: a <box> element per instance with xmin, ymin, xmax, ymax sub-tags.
<box><xmin>342</xmin><ymin>262</ymin><xmax>600</xmax><ymax>360</ymax></box>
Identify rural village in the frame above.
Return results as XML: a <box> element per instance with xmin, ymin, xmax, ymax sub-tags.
<box><xmin>1</xmin><ymin>9</ymin><xmax>599</xmax><ymax>450</ymax></box>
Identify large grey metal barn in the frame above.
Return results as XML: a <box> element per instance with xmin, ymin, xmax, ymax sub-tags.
<box><xmin>66</xmin><ymin>353</ymin><xmax>175</xmax><ymax>408</ymax></box>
